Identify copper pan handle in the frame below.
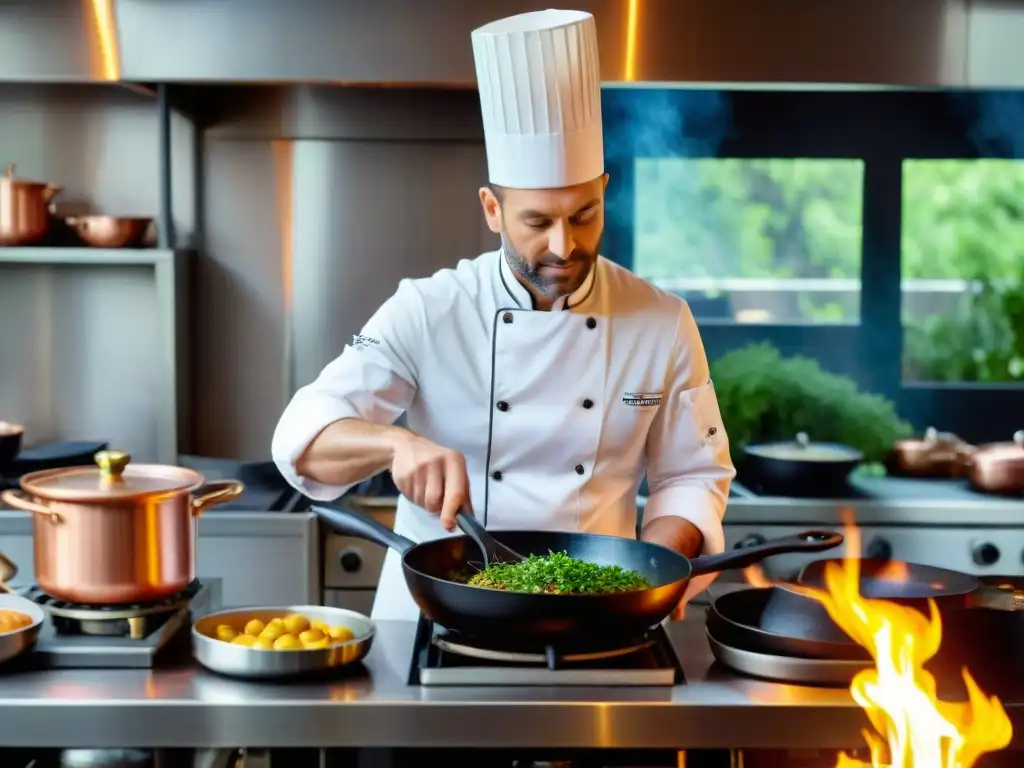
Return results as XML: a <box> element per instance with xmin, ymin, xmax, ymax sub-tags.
<box><xmin>191</xmin><ymin>480</ymin><xmax>245</xmax><ymax>517</ymax></box>
<box><xmin>0</xmin><ymin>490</ymin><xmax>62</xmax><ymax>524</ymax></box>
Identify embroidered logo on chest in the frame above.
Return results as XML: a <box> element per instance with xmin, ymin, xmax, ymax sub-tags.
<box><xmin>622</xmin><ymin>392</ymin><xmax>663</xmax><ymax>407</ymax></box>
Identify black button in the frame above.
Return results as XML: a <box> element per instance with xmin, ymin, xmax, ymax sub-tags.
<box><xmin>502</xmin><ymin>312</ymin><xmax>514</xmax><ymax>324</ymax></box>
<box><xmin>491</xmin><ymin>470</ymin><xmax>503</xmax><ymax>481</ymax></box>
<box><xmin>707</xmin><ymin>426</ymin><xmax>717</xmax><ymax>437</ymax></box>
<box><xmin>585</xmin><ymin>317</ymin><xmax>597</xmax><ymax>329</ymax></box>
<box><xmin>574</xmin><ymin>464</ymin><xmax>585</xmax><ymax>475</ymax></box>
<box><xmin>582</xmin><ymin>399</ymin><xmax>594</xmax><ymax>409</ymax></box>
<box><xmin>496</xmin><ymin>400</ymin><xmax>509</xmax><ymax>412</ymax></box>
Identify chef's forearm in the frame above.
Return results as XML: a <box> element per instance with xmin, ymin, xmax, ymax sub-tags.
<box><xmin>294</xmin><ymin>419</ymin><xmax>410</xmax><ymax>487</ymax></box>
<box><xmin>641</xmin><ymin>516</ymin><xmax>704</xmax><ymax>559</ymax></box>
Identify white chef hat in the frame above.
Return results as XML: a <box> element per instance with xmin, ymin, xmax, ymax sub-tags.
<box><xmin>471</xmin><ymin>9</ymin><xmax>604</xmax><ymax>190</ymax></box>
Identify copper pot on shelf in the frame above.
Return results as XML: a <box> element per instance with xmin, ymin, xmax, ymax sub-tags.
<box><xmin>0</xmin><ymin>163</ymin><xmax>61</xmax><ymax>246</ymax></box>
<box><xmin>887</xmin><ymin>427</ymin><xmax>975</xmax><ymax>478</ymax></box>
<box><xmin>0</xmin><ymin>450</ymin><xmax>244</xmax><ymax>604</ymax></box>
<box><xmin>66</xmin><ymin>215</ymin><xmax>156</xmax><ymax>248</ymax></box>
<box><xmin>967</xmin><ymin>431</ymin><xmax>1024</xmax><ymax>496</ymax></box>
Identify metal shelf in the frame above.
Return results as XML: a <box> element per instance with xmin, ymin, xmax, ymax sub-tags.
<box><xmin>0</xmin><ymin>247</ymin><xmax>179</xmax><ymax>267</ymax></box>
<box><xmin>0</xmin><ymin>248</ymin><xmax>192</xmax><ymax>464</ymax></box>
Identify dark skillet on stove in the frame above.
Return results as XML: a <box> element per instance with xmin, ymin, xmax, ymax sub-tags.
<box><xmin>711</xmin><ymin>558</ymin><xmax>1024</xmax><ymax>661</ymax></box>
<box><xmin>313</xmin><ymin>505</ymin><xmax>843</xmax><ymax>645</ymax></box>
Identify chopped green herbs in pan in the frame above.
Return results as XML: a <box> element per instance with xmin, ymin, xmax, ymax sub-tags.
<box><xmin>467</xmin><ymin>551</ymin><xmax>652</xmax><ymax>595</ymax></box>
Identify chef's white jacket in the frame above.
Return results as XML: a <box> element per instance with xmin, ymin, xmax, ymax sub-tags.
<box><xmin>273</xmin><ymin>250</ymin><xmax>735</xmax><ymax>621</ymax></box>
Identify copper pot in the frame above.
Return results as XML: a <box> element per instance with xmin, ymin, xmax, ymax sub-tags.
<box><xmin>0</xmin><ymin>450</ymin><xmax>244</xmax><ymax>604</ymax></box>
<box><xmin>66</xmin><ymin>215</ymin><xmax>156</xmax><ymax>248</ymax></box>
<box><xmin>887</xmin><ymin>427</ymin><xmax>975</xmax><ymax>478</ymax></box>
<box><xmin>967</xmin><ymin>431</ymin><xmax>1024</xmax><ymax>496</ymax></box>
<box><xmin>0</xmin><ymin>163</ymin><xmax>61</xmax><ymax>246</ymax></box>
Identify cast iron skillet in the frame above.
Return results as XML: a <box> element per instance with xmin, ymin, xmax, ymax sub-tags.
<box><xmin>313</xmin><ymin>505</ymin><xmax>843</xmax><ymax>646</ymax></box>
<box><xmin>710</xmin><ymin>557</ymin><xmax>1024</xmax><ymax>661</ymax></box>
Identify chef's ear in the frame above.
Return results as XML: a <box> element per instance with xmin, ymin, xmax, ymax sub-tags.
<box><xmin>479</xmin><ymin>186</ymin><xmax>503</xmax><ymax>234</ymax></box>
<box><xmin>602</xmin><ymin>173</ymin><xmax>610</xmax><ymax>192</ymax></box>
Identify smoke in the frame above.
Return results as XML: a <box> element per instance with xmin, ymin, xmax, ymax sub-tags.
<box><xmin>955</xmin><ymin>91</ymin><xmax>1024</xmax><ymax>157</ymax></box>
<box><xmin>601</xmin><ymin>87</ymin><xmax>733</xmax><ymax>231</ymax></box>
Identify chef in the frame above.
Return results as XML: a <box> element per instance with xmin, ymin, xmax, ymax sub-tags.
<box><xmin>272</xmin><ymin>8</ymin><xmax>735</xmax><ymax>622</ymax></box>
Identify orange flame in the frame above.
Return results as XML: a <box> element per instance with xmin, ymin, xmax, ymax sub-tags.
<box><xmin>747</xmin><ymin>517</ymin><xmax>1013</xmax><ymax>767</ymax></box>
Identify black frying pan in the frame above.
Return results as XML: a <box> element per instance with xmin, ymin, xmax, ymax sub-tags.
<box><xmin>713</xmin><ymin>558</ymin><xmax>1024</xmax><ymax>660</ymax></box>
<box><xmin>313</xmin><ymin>505</ymin><xmax>843</xmax><ymax>645</ymax></box>
<box><xmin>749</xmin><ymin>558</ymin><xmax>1003</xmax><ymax>656</ymax></box>
<box><xmin>709</xmin><ymin>587</ymin><xmax>869</xmax><ymax>661</ymax></box>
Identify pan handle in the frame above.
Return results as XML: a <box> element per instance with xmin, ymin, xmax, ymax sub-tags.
<box><xmin>311</xmin><ymin>504</ymin><xmax>417</xmax><ymax>555</ymax></box>
<box><xmin>689</xmin><ymin>530</ymin><xmax>844</xmax><ymax>576</ymax></box>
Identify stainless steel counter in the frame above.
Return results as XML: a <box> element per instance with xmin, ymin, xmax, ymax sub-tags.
<box><xmin>1</xmin><ymin>614</ymin><xmax>1017</xmax><ymax>752</ymax></box>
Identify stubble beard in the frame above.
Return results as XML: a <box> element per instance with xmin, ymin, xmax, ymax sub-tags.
<box><xmin>500</xmin><ymin>230</ymin><xmax>598</xmax><ymax>303</ymax></box>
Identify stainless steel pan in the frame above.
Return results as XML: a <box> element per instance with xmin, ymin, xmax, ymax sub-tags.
<box><xmin>192</xmin><ymin>604</ymin><xmax>375</xmax><ymax>679</ymax></box>
<box><xmin>0</xmin><ymin>593</ymin><xmax>45</xmax><ymax>666</ymax></box>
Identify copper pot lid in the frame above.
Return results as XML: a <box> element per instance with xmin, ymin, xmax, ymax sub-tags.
<box><xmin>19</xmin><ymin>450</ymin><xmax>205</xmax><ymax>502</ymax></box>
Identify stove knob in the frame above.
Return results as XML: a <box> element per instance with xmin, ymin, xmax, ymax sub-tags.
<box><xmin>973</xmin><ymin>542</ymin><xmax>1001</xmax><ymax>567</ymax></box>
<box><xmin>865</xmin><ymin>538</ymin><xmax>892</xmax><ymax>561</ymax></box>
<box><xmin>734</xmin><ymin>534</ymin><xmax>767</xmax><ymax>550</ymax></box>
<box><xmin>339</xmin><ymin>548</ymin><xmax>363</xmax><ymax>573</ymax></box>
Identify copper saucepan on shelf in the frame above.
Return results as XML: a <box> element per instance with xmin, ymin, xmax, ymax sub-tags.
<box><xmin>967</xmin><ymin>431</ymin><xmax>1024</xmax><ymax>496</ymax></box>
<box><xmin>887</xmin><ymin>427</ymin><xmax>976</xmax><ymax>478</ymax></box>
<box><xmin>0</xmin><ymin>163</ymin><xmax>61</xmax><ymax>246</ymax></box>
<box><xmin>0</xmin><ymin>450</ymin><xmax>244</xmax><ymax>604</ymax></box>
<box><xmin>65</xmin><ymin>215</ymin><xmax>156</xmax><ymax>248</ymax></box>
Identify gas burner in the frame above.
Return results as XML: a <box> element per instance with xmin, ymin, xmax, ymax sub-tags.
<box><xmin>6</xmin><ymin>578</ymin><xmax>219</xmax><ymax>669</ymax></box>
<box><xmin>23</xmin><ymin>580</ymin><xmax>203</xmax><ymax>640</ymax></box>
<box><xmin>432</xmin><ymin>632</ymin><xmax>654</xmax><ymax>666</ymax></box>
<box><xmin>411</xmin><ymin>617</ymin><xmax>684</xmax><ymax>686</ymax></box>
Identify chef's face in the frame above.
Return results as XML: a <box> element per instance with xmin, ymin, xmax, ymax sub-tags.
<box><xmin>479</xmin><ymin>175</ymin><xmax>608</xmax><ymax>308</ymax></box>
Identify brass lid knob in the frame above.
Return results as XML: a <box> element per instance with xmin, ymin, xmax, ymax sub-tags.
<box><xmin>94</xmin><ymin>450</ymin><xmax>131</xmax><ymax>482</ymax></box>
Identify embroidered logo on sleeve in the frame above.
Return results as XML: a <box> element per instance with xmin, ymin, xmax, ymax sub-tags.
<box><xmin>352</xmin><ymin>334</ymin><xmax>381</xmax><ymax>351</ymax></box>
<box><xmin>622</xmin><ymin>392</ymin><xmax>663</xmax><ymax>407</ymax></box>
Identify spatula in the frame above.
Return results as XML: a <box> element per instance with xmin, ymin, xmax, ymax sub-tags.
<box><xmin>456</xmin><ymin>510</ymin><xmax>526</xmax><ymax>569</ymax></box>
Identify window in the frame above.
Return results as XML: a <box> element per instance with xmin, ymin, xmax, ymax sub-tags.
<box><xmin>633</xmin><ymin>158</ymin><xmax>864</xmax><ymax>324</ymax></box>
<box><xmin>901</xmin><ymin>159</ymin><xmax>1024</xmax><ymax>383</ymax></box>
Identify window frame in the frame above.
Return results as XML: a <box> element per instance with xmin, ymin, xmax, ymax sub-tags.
<box><xmin>601</xmin><ymin>87</ymin><xmax>1024</xmax><ymax>443</ymax></box>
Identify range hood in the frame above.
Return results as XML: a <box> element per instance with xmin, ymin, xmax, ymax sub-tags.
<box><xmin>2</xmin><ymin>0</ymin><xmax>1024</xmax><ymax>88</ymax></box>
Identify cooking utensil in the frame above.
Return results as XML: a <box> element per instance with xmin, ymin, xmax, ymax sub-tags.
<box><xmin>0</xmin><ymin>450</ymin><xmax>244</xmax><ymax>604</ymax></box>
<box><xmin>0</xmin><ymin>422</ymin><xmax>23</xmax><ymax>471</ymax></box>
<box><xmin>966</xmin><ymin>430</ymin><xmax>1024</xmax><ymax>496</ymax></box>
<box><xmin>312</xmin><ymin>504</ymin><xmax>843</xmax><ymax>645</ymax></box>
<box><xmin>796</xmin><ymin>557</ymin><xmax>1023</xmax><ymax>610</ymax></box>
<box><xmin>193</xmin><ymin>605</ymin><xmax>374</xmax><ymax>679</ymax></box>
<box><xmin>706</xmin><ymin>625</ymin><xmax>869</xmax><ymax>686</ymax></box>
<box><xmin>709</xmin><ymin>587</ymin><xmax>869</xmax><ymax>661</ymax></box>
<box><xmin>742</xmin><ymin>432</ymin><xmax>863</xmax><ymax>496</ymax></box>
<box><xmin>0</xmin><ymin>592</ymin><xmax>45</xmax><ymax>666</ymax></box>
<box><xmin>456</xmin><ymin>510</ymin><xmax>526</xmax><ymax>568</ymax></box>
<box><xmin>752</xmin><ymin>558</ymin><xmax>1024</xmax><ymax>653</ymax></box>
<box><xmin>65</xmin><ymin>215</ymin><xmax>155</xmax><ymax>249</ymax></box>
<box><xmin>887</xmin><ymin>426</ymin><xmax>975</xmax><ymax>478</ymax></box>
<box><xmin>0</xmin><ymin>163</ymin><xmax>61</xmax><ymax>246</ymax></box>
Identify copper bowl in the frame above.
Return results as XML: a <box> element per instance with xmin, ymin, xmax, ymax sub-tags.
<box><xmin>66</xmin><ymin>215</ymin><xmax>156</xmax><ymax>248</ymax></box>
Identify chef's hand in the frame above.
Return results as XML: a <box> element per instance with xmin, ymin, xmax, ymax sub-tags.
<box><xmin>390</xmin><ymin>432</ymin><xmax>472</xmax><ymax>532</ymax></box>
